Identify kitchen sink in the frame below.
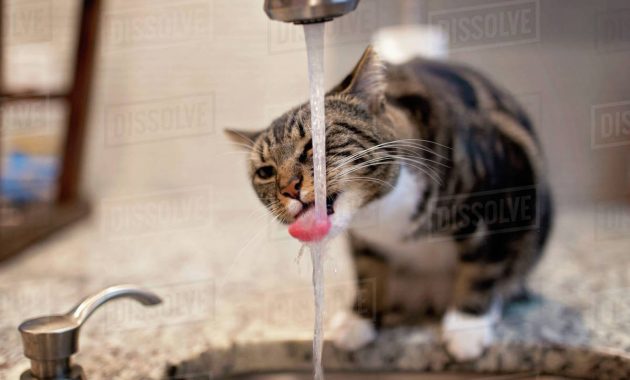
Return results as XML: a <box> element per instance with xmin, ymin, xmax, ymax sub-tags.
<box><xmin>226</xmin><ymin>372</ymin><xmax>574</xmax><ymax>379</ymax></box>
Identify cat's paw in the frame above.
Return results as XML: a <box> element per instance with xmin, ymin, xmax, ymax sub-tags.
<box><xmin>329</xmin><ymin>311</ymin><xmax>376</xmax><ymax>351</ymax></box>
<box><xmin>441</xmin><ymin>309</ymin><xmax>495</xmax><ymax>361</ymax></box>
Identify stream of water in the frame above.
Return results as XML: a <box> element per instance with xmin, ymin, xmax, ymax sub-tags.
<box><xmin>304</xmin><ymin>22</ymin><xmax>327</xmax><ymax>380</ymax></box>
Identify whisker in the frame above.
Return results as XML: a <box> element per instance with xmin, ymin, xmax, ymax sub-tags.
<box><xmin>338</xmin><ymin>160</ymin><xmax>443</xmax><ymax>185</ymax></box>
<box><xmin>337</xmin><ymin>155</ymin><xmax>444</xmax><ymax>179</ymax></box>
<box><xmin>333</xmin><ymin>156</ymin><xmax>441</xmax><ymax>180</ymax></box>
<box><xmin>330</xmin><ymin>176</ymin><xmax>395</xmax><ymax>189</ymax></box>
<box><xmin>331</xmin><ymin>150</ymin><xmax>442</xmax><ymax>175</ymax></box>
<box><xmin>331</xmin><ymin>139</ymin><xmax>450</xmax><ymax>168</ymax></box>
<box><xmin>333</xmin><ymin>142</ymin><xmax>449</xmax><ymax>166</ymax></box>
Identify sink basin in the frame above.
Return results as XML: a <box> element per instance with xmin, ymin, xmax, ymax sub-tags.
<box><xmin>227</xmin><ymin>372</ymin><xmax>573</xmax><ymax>379</ymax></box>
<box><xmin>167</xmin><ymin>337</ymin><xmax>601</xmax><ymax>380</ymax></box>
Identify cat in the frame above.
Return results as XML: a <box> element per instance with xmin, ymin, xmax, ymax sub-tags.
<box><xmin>225</xmin><ymin>46</ymin><xmax>553</xmax><ymax>361</ymax></box>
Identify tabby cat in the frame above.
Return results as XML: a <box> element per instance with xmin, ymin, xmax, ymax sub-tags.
<box><xmin>226</xmin><ymin>46</ymin><xmax>553</xmax><ymax>360</ymax></box>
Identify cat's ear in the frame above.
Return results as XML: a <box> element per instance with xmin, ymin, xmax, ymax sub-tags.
<box><xmin>334</xmin><ymin>45</ymin><xmax>385</xmax><ymax>112</ymax></box>
<box><xmin>224</xmin><ymin>129</ymin><xmax>260</xmax><ymax>150</ymax></box>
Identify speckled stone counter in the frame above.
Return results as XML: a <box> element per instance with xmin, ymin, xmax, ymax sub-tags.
<box><xmin>2</xmin><ymin>206</ymin><xmax>630</xmax><ymax>380</ymax></box>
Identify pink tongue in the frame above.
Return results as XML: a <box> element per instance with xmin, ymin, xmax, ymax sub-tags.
<box><xmin>288</xmin><ymin>207</ymin><xmax>331</xmax><ymax>242</ymax></box>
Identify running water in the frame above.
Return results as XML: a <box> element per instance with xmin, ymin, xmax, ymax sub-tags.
<box><xmin>304</xmin><ymin>22</ymin><xmax>327</xmax><ymax>380</ymax></box>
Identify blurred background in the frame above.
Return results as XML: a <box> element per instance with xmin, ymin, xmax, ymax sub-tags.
<box><xmin>1</xmin><ymin>0</ymin><xmax>630</xmax><ymax>378</ymax></box>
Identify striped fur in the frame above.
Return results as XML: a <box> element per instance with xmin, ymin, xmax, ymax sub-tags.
<box><xmin>226</xmin><ymin>46</ymin><xmax>553</xmax><ymax>359</ymax></box>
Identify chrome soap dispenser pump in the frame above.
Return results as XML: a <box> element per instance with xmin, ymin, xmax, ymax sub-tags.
<box><xmin>18</xmin><ymin>285</ymin><xmax>162</xmax><ymax>380</ymax></box>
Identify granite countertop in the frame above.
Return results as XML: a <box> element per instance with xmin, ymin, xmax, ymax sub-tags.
<box><xmin>2</xmin><ymin>206</ymin><xmax>630</xmax><ymax>380</ymax></box>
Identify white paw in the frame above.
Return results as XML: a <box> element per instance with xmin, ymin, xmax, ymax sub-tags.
<box><xmin>329</xmin><ymin>311</ymin><xmax>376</xmax><ymax>351</ymax></box>
<box><xmin>441</xmin><ymin>309</ymin><xmax>496</xmax><ymax>361</ymax></box>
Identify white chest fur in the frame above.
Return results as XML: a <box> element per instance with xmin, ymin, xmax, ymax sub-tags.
<box><xmin>349</xmin><ymin>167</ymin><xmax>458</xmax><ymax>274</ymax></box>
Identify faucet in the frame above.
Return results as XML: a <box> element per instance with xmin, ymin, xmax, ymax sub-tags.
<box><xmin>18</xmin><ymin>285</ymin><xmax>162</xmax><ymax>380</ymax></box>
<box><xmin>264</xmin><ymin>0</ymin><xmax>359</xmax><ymax>24</ymax></box>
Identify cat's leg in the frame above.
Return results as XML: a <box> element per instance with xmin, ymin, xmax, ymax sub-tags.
<box><xmin>442</xmin><ymin>230</ymin><xmax>539</xmax><ymax>360</ymax></box>
<box><xmin>330</xmin><ymin>237</ymin><xmax>388</xmax><ymax>351</ymax></box>
<box><xmin>442</xmin><ymin>260</ymin><xmax>500</xmax><ymax>360</ymax></box>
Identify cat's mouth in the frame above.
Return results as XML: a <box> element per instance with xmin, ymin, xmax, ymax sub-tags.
<box><xmin>295</xmin><ymin>192</ymin><xmax>339</xmax><ymax>220</ymax></box>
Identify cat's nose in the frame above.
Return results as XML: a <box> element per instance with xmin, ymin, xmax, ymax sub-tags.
<box><xmin>280</xmin><ymin>175</ymin><xmax>302</xmax><ymax>200</ymax></box>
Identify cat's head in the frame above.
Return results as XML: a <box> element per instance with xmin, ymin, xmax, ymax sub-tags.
<box><xmin>226</xmin><ymin>47</ymin><xmax>400</xmax><ymax>238</ymax></box>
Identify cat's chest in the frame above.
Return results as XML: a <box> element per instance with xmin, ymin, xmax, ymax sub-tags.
<box><xmin>349</xmin><ymin>167</ymin><xmax>458</xmax><ymax>273</ymax></box>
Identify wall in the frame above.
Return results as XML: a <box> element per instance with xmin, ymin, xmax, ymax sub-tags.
<box><xmin>75</xmin><ymin>0</ymin><xmax>630</xmax><ymax>206</ymax></box>
<box><xmin>2</xmin><ymin>0</ymin><xmax>630</xmax><ymax>293</ymax></box>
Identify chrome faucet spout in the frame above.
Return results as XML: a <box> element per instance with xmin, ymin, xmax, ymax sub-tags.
<box><xmin>264</xmin><ymin>0</ymin><xmax>360</xmax><ymax>24</ymax></box>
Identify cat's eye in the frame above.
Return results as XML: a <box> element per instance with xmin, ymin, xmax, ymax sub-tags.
<box><xmin>299</xmin><ymin>140</ymin><xmax>313</xmax><ymax>163</ymax></box>
<box><xmin>255</xmin><ymin>166</ymin><xmax>276</xmax><ymax>180</ymax></box>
